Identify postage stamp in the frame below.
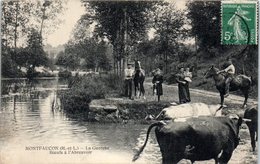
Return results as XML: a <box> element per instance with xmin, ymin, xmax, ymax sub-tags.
<box><xmin>221</xmin><ymin>1</ymin><xmax>258</xmax><ymax>45</ymax></box>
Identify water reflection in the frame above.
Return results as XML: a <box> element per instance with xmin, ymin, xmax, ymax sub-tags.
<box><xmin>0</xmin><ymin>78</ymin><xmax>162</xmax><ymax>164</ymax></box>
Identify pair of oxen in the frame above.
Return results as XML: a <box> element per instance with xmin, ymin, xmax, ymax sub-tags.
<box><xmin>133</xmin><ymin>103</ymin><xmax>257</xmax><ymax>164</ymax></box>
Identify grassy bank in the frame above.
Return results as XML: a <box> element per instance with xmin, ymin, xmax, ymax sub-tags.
<box><xmin>58</xmin><ymin>72</ymin><xmax>256</xmax><ymax>123</ymax></box>
<box><xmin>57</xmin><ymin>74</ymin><xmax>124</xmax><ymax>119</ymax></box>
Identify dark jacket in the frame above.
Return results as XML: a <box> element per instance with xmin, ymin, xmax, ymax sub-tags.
<box><xmin>152</xmin><ymin>74</ymin><xmax>163</xmax><ymax>95</ymax></box>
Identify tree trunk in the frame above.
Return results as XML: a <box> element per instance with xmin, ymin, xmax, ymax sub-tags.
<box><xmin>14</xmin><ymin>2</ymin><xmax>19</xmax><ymax>49</ymax></box>
<box><xmin>113</xmin><ymin>45</ymin><xmax>116</xmax><ymax>74</ymax></box>
<box><xmin>40</xmin><ymin>7</ymin><xmax>46</xmax><ymax>38</ymax></box>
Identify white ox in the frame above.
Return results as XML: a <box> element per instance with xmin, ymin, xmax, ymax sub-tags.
<box><xmin>156</xmin><ymin>103</ymin><xmax>223</xmax><ymax>121</ymax></box>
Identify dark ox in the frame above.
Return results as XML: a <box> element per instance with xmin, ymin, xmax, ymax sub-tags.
<box><xmin>244</xmin><ymin>106</ymin><xmax>258</xmax><ymax>151</ymax></box>
<box><xmin>133</xmin><ymin>116</ymin><xmax>242</xmax><ymax>164</ymax></box>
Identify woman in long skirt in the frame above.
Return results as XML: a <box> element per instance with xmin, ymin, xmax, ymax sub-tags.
<box><xmin>176</xmin><ymin>67</ymin><xmax>189</xmax><ymax>104</ymax></box>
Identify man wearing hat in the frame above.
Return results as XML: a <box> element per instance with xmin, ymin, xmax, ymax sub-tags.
<box><xmin>124</xmin><ymin>63</ymin><xmax>134</xmax><ymax>99</ymax></box>
<box><xmin>152</xmin><ymin>67</ymin><xmax>163</xmax><ymax>102</ymax></box>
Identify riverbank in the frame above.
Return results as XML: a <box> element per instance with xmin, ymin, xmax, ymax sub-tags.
<box><xmin>86</xmin><ymin>98</ymin><xmax>170</xmax><ymax>123</ymax></box>
<box><xmin>63</xmin><ymin>81</ymin><xmax>257</xmax><ymax>123</ymax></box>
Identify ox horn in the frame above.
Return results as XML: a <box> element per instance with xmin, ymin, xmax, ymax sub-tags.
<box><xmin>242</xmin><ymin>118</ymin><xmax>252</xmax><ymax>122</ymax></box>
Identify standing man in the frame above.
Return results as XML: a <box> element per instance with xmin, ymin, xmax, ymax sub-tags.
<box><xmin>152</xmin><ymin>68</ymin><xmax>163</xmax><ymax>102</ymax></box>
<box><xmin>217</xmin><ymin>58</ymin><xmax>235</xmax><ymax>97</ymax></box>
<box><xmin>124</xmin><ymin>63</ymin><xmax>134</xmax><ymax>99</ymax></box>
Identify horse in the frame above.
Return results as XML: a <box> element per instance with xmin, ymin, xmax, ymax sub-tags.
<box><xmin>133</xmin><ymin>61</ymin><xmax>145</xmax><ymax>98</ymax></box>
<box><xmin>204</xmin><ymin>65</ymin><xmax>253</xmax><ymax>108</ymax></box>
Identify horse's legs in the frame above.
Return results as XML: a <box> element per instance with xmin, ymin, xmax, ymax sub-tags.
<box><xmin>242</xmin><ymin>91</ymin><xmax>249</xmax><ymax>108</ymax></box>
<box><xmin>134</xmin><ymin>83</ymin><xmax>137</xmax><ymax>97</ymax></box>
<box><xmin>140</xmin><ymin>82</ymin><xmax>145</xmax><ymax>97</ymax></box>
<box><xmin>220</xmin><ymin>94</ymin><xmax>224</xmax><ymax>107</ymax></box>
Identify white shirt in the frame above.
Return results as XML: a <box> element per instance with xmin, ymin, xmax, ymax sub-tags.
<box><xmin>124</xmin><ymin>68</ymin><xmax>134</xmax><ymax>79</ymax></box>
<box><xmin>224</xmin><ymin>64</ymin><xmax>235</xmax><ymax>74</ymax></box>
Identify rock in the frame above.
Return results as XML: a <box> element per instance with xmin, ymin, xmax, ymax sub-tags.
<box><xmin>89</xmin><ymin>105</ymin><xmax>104</xmax><ymax>111</ymax></box>
<box><xmin>106</xmin><ymin>98</ymin><xmax>124</xmax><ymax>101</ymax></box>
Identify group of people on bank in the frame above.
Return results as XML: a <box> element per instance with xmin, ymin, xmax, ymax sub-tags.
<box><xmin>124</xmin><ymin>59</ymin><xmax>235</xmax><ymax>104</ymax></box>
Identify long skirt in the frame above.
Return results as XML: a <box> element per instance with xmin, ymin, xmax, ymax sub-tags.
<box><xmin>178</xmin><ymin>83</ymin><xmax>189</xmax><ymax>104</ymax></box>
<box><xmin>185</xmin><ymin>83</ymin><xmax>191</xmax><ymax>102</ymax></box>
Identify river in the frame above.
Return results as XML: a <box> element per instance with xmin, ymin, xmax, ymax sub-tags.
<box><xmin>0</xmin><ymin>78</ymin><xmax>256</xmax><ymax>164</ymax></box>
<box><xmin>0</xmin><ymin>78</ymin><xmax>161</xmax><ymax>164</ymax></box>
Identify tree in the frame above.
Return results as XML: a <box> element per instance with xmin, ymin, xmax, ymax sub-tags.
<box><xmin>187</xmin><ymin>1</ymin><xmax>221</xmax><ymax>50</ymax></box>
<box><xmin>29</xmin><ymin>0</ymin><xmax>67</xmax><ymax>38</ymax></box>
<box><xmin>1</xmin><ymin>0</ymin><xmax>66</xmax><ymax>78</ymax></box>
<box><xmin>1</xmin><ymin>1</ymin><xmax>32</xmax><ymax>48</ymax></box>
<box><xmin>63</xmin><ymin>37</ymin><xmax>111</xmax><ymax>71</ymax></box>
<box><xmin>25</xmin><ymin>28</ymin><xmax>48</xmax><ymax>70</ymax></box>
<box><xmin>1</xmin><ymin>0</ymin><xmax>66</xmax><ymax>48</ymax></box>
<box><xmin>82</xmin><ymin>1</ymin><xmax>159</xmax><ymax>75</ymax></box>
<box><xmin>152</xmin><ymin>2</ymin><xmax>186</xmax><ymax>73</ymax></box>
<box><xmin>56</xmin><ymin>51</ymin><xmax>80</xmax><ymax>70</ymax></box>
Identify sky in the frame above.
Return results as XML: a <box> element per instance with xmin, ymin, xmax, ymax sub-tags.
<box><xmin>45</xmin><ymin>0</ymin><xmax>187</xmax><ymax>47</ymax></box>
<box><xmin>45</xmin><ymin>0</ymin><xmax>85</xmax><ymax>47</ymax></box>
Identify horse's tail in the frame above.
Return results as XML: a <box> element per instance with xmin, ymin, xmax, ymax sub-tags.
<box><xmin>132</xmin><ymin>121</ymin><xmax>165</xmax><ymax>162</ymax></box>
<box><xmin>250</xmin><ymin>76</ymin><xmax>257</xmax><ymax>86</ymax></box>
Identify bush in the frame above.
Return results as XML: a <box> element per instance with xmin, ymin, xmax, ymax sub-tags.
<box><xmin>100</xmin><ymin>74</ymin><xmax>124</xmax><ymax>96</ymax></box>
<box><xmin>58</xmin><ymin>70</ymin><xmax>72</xmax><ymax>78</ymax></box>
<box><xmin>58</xmin><ymin>75</ymin><xmax>107</xmax><ymax>116</ymax></box>
<box><xmin>164</xmin><ymin>73</ymin><xmax>177</xmax><ymax>84</ymax></box>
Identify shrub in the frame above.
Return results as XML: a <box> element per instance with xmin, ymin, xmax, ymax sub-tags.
<box><xmin>58</xmin><ymin>75</ymin><xmax>107</xmax><ymax>116</ymax></box>
<box><xmin>100</xmin><ymin>74</ymin><xmax>124</xmax><ymax>96</ymax></box>
<box><xmin>164</xmin><ymin>73</ymin><xmax>177</xmax><ymax>84</ymax></box>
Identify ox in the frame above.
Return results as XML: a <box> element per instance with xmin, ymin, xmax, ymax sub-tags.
<box><xmin>133</xmin><ymin>116</ymin><xmax>243</xmax><ymax>164</ymax></box>
<box><xmin>244</xmin><ymin>106</ymin><xmax>258</xmax><ymax>151</ymax></box>
<box><xmin>155</xmin><ymin>103</ymin><xmax>223</xmax><ymax>120</ymax></box>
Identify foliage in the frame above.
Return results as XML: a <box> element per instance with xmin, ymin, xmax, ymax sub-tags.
<box><xmin>187</xmin><ymin>1</ymin><xmax>221</xmax><ymax>49</ymax></box>
<box><xmin>153</xmin><ymin>3</ymin><xmax>186</xmax><ymax>73</ymax></box>
<box><xmin>80</xmin><ymin>1</ymin><xmax>160</xmax><ymax>75</ymax></box>
<box><xmin>1</xmin><ymin>49</ymin><xmax>25</xmax><ymax>78</ymax></box>
<box><xmin>63</xmin><ymin>38</ymin><xmax>111</xmax><ymax>71</ymax></box>
<box><xmin>1</xmin><ymin>0</ymin><xmax>66</xmax><ymax>78</ymax></box>
<box><xmin>58</xmin><ymin>75</ymin><xmax>107</xmax><ymax>115</ymax></box>
<box><xmin>85</xmin><ymin>1</ymin><xmax>157</xmax><ymax>44</ymax></box>
<box><xmin>28</xmin><ymin>0</ymin><xmax>67</xmax><ymax>36</ymax></box>
<box><xmin>1</xmin><ymin>0</ymin><xmax>66</xmax><ymax>47</ymax></box>
<box><xmin>25</xmin><ymin>28</ymin><xmax>48</xmax><ymax>68</ymax></box>
<box><xmin>56</xmin><ymin>51</ymin><xmax>80</xmax><ymax>70</ymax></box>
<box><xmin>1</xmin><ymin>1</ymin><xmax>32</xmax><ymax>48</ymax></box>
<box><xmin>100</xmin><ymin>74</ymin><xmax>124</xmax><ymax>96</ymax></box>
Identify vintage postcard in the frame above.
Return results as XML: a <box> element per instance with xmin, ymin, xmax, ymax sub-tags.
<box><xmin>1</xmin><ymin>0</ymin><xmax>258</xmax><ymax>164</ymax></box>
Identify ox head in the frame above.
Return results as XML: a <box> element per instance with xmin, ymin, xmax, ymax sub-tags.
<box><xmin>228</xmin><ymin>114</ymin><xmax>243</xmax><ymax>124</ymax></box>
<box><xmin>204</xmin><ymin>65</ymin><xmax>218</xmax><ymax>79</ymax></box>
<box><xmin>227</xmin><ymin>114</ymin><xmax>243</xmax><ymax>146</ymax></box>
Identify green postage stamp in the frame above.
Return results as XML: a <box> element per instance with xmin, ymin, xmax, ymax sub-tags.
<box><xmin>221</xmin><ymin>1</ymin><xmax>258</xmax><ymax>45</ymax></box>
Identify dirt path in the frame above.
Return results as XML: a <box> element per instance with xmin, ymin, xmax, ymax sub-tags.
<box><xmin>144</xmin><ymin>82</ymin><xmax>257</xmax><ymax>105</ymax></box>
